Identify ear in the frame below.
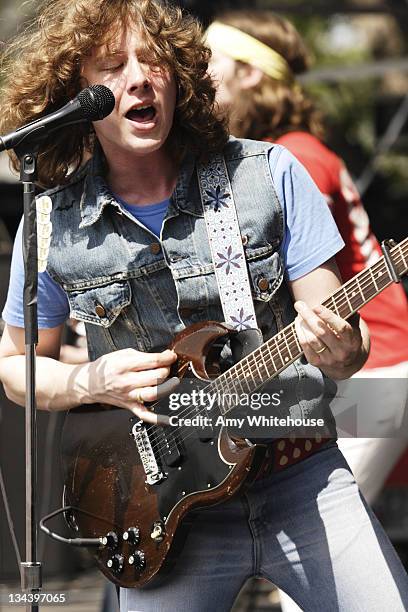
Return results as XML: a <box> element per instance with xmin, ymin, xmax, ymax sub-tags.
<box><xmin>236</xmin><ymin>63</ymin><xmax>264</xmax><ymax>90</ymax></box>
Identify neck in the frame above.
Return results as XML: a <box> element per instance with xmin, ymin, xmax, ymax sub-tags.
<box><xmin>103</xmin><ymin>144</ymin><xmax>178</xmax><ymax>206</ymax></box>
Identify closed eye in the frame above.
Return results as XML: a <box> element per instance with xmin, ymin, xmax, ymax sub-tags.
<box><xmin>101</xmin><ymin>63</ymin><xmax>124</xmax><ymax>72</ymax></box>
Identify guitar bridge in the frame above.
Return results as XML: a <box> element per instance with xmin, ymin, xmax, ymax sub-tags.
<box><xmin>132</xmin><ymin>422</ymin><xmax>166</xmax><ymax>485</ymax></box>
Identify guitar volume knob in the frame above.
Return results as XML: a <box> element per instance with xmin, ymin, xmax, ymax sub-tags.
<box><xmin>102</xmin><ymin>531</ymin><xmax>119</xmax><ymax>549</ymax></box>
<box><xmin>128</xmin><ymin>550</ymin><xmax>146</xmax><ymax>571</ymax></box>
<box><xmin>107</xmin><ymin>554</ymin><xmax>124</xmax><ymax>574</ymax></box>
<box><xmin>123</xmin><ymin>527</ymin><xmax>140</xmax><ymax>545</ymax></box>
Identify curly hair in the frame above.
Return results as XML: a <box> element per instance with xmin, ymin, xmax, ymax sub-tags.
<box><xmin>215</xmin><ymin>10</ymin><xmax>324</xmax><ymax>142</ymax></box>
<box><xmin>0</xmin><ymin>0</ymin><xmax>228</xmax><ymax>187</ymax></box>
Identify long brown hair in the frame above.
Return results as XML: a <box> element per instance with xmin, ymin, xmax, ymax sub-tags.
<box><xmin>215</xmin><ymin>10</ymin><xmax>324</xmax><ymax>141</ymax></box>
<box><xmin>0</xmin><ymin>0</ymin><xmax>228</xmax><ymax>187</ymax></box>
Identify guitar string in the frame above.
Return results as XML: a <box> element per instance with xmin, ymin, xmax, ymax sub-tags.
<box><xmin>143</xmin><ymin>250</ymin><xmax>407</xmax><ymax>455</ymax></box>
<box><xmin>144</xmin><ymin>250</ymin><xmax>407</xmax><ymax>455</ymax></box>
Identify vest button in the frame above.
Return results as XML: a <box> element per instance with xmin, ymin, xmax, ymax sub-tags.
<box><xmin>257</xmin><ymin>277</ymin><xmax>269</xmax><ymax>292</ymax></box>
<box><xmin>150</xmin><ymin>243</ymin><xmax>161</xmax><ymax>255</ymax></box>
<box><xmin>241</xmin><ymin>234</ymin><xmax>249</xmax><ymax>246</ymax></box>
<box><xmin>95</xmin><ymin>304</ymin><xmax>106</xmax><ymax>317</ymax></box>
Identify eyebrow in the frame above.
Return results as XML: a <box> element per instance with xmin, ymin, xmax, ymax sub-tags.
<box><xmin>95</xmin><ymin>50</ymin><xmax>125</xmax><ymax>63</ymax></box>
<box><xmin>93</xmin><ymin>45</ymin><xmax>151</xmax><ymax>66</ymax></box>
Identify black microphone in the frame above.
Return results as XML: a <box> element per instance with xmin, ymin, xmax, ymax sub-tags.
<box><xmin>0</xmin><ymin>84</ymin><xmax>115</xmax><ymax>152</ymax></box>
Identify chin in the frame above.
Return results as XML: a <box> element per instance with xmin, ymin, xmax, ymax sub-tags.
<box><xmin>125</xmin><ymin>136</ymin><xmax>164</xmax><ymax>155</ymax></box>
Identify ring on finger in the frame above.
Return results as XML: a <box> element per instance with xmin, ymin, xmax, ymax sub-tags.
<box><xmin>134</xmin><ymin>389</ymin><xmax>145</xmax><ymax>404</ymax></box>
<box><xmin>315</xmin><ymin>345</ymin><xmax>327</xmax><ymax>354</ymax></box>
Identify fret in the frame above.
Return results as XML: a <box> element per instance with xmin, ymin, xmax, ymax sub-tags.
<box><xmin>236</xmin><ymin>363</ymin><xmax>253</xmax><ymax>396</ymax></box>
<box><xmin>374</xmin><ymin>264</ymin><xmax>389</xmax><ymax>291</ymax></box>
<box><xmin>284</xmin><ymin>328</ymin><xmax>301</xmax><ymax>362</ymax></box>
<box><xmin>342</xmin><ymin>285</ymin><xmax>353</xmax><ymax>315</ymax></box>
<box><xmin>282</xmin><ymin>332</ymin><xmax>293</xmax><ymax>364</ymax></box>
<box><xmin>210</xmin><ymin>379</ymin><xmax>227</xmax><ymax>415</ymax></box>
<box><xmin>369</xmin><ymin>267</ymin><xmax>379</xmax><ymax>293</ymax></box>
<box><xmin>332</xmin><ymin>297</ymin><xmax>340</xmax><ymax>317</ymax></box>
<box><xmin>347</xmin><ymin>283</ymin><xmax>361</xmax><ymax>311</ymax></box>
<box><xmin>325</xmin><ymin>295</ymin><xmax>338</xmax><ymax>315</ymax></box>
<box><xmin>292</xmin><ymin>326</ymin><xmax>303</xmax><ymax>354</ymax></box>
<box><xmin>222</xmin><ymin>394</ymin><xmax>234</xmax><ymax>414</ymax></box>
<box><xmin>381</xmin><ymin>260</ymin><xmax>393</xmax><ymax>284</ymax></box>
<box><xmin>359</xmin><ymin>270</ymin><xmax>377</xmax><ymax>304</ymax></box>
<box><xmin>258</xmin><ymin>347</ymin><xmax>272</xmax><ymax>380</ymax></box>
<box><xmin>222</xmin><ymin>368</ymin><xmax>245</xmax><ymax>402</ymax></box>
<box><xmin>247</xmin><ymin>353</ymin><xmax>262</xmax><ymax>389</ymax></box>
<box><xmin>274</xmin><ymin>334</ymin><xmax>285</xmax><ymax>369</ymax></box>
<box><xmin>355</xmin><ymin>276</ymin><xmax>366</xmax><ymax>303</ymax></box>
<box><xmin>264</xmin><ymin>341</ymin><xmax>277</xmax><ymax>373</ymax></box>
<box><xmin>245</xmin><ymin>360</ymin><xmax>258</xmax><ymax>390</ymax></box>
<box><xmin>220</xmin><ymin>377</ymin><xmax>242</xmax><ymax>415</ymax></box>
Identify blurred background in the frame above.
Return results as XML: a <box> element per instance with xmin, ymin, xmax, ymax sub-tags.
<box><xmin>0</xmin><ymin>1</ymin><xmax>407</xmax><ymax>611</ymax></box>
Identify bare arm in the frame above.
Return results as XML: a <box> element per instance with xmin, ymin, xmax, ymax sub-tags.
<box><xmin>288</xmin><ymin>258</ymin><xmax>370</xmax><ymax>380</ymax></box>
<box><xmin>0</xmin><ymin>323</ymin><xmax>90</xmax><ymax>410</ymax></box>
<box><xmin>0</xmin><ymin>323</ymin><xmax>178</xmax><ymax>420</ymax></box>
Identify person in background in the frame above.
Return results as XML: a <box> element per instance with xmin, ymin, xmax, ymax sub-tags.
<box><xmin>206</xmin><ymin>10</ymin><xmax>408</xmax><ymax>611</ymax></box>
<box><xmin>207</xmin><ymin>9</ymin><xmax>408</xmax><ymax>504</ymax></box>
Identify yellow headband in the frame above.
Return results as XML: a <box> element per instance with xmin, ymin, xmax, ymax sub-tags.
<box><xmin>206</xmin><ymin>22</ymin><xmax>293</xmax><ymax>83</ymax></box>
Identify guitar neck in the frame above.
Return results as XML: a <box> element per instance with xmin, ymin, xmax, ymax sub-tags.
<box><xmin>211</xmin><ymin>238</ymin><xmax>408</xmax><ymax>414</ymax></box>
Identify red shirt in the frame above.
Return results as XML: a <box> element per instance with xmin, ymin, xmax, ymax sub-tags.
<box><xmin>276</xmin><ymin>131</ymin><xmax>408</xmax><ymax>369</ymax></box>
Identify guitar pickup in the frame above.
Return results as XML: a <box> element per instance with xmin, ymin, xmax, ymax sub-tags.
<box><xmin>160</xmin><ymin>431</ymin><xmax>182</xmax><ymax>468</ymax></box>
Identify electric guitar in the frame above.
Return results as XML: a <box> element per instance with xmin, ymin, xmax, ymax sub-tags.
<box><xmin>58</xmin><ymin>238</ymin><xmax>408</xmax><ymax>588</ymax></box>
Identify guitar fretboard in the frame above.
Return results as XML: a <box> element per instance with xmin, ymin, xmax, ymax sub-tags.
<box><xmin>209</xmin><ymin>238</ymin><xmax>408</xmax><ymax>414</ymax></box>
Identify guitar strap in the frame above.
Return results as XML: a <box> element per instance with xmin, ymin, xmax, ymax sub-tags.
<box><xmin>197</xmin><ymin>153</ymin><xmax>263</xmax><ymax>359</ymax></box>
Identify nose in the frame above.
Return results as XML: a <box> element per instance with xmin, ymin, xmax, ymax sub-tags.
<box><xmin>127</xmin><ymin>56</ymin><xmax>151</xmax><ymax>93</ymax></box>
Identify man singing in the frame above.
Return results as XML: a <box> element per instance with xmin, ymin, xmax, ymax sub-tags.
<box><xmin>0</xmin><ymin>1</ymin><xmax>406</xmax><ymax>610</ymax></box>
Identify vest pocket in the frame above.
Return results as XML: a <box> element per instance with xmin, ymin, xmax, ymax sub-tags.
<box><xmin>67</xmin><ymin>280</ymin><xmax>132</xmax><ymax>327</ymax></box>
<box><xmin>67</xmin><ymin>280</ymin><xmax>152</xmax><ymax>354</ymax></box>
<box><xmin>246</xmin><ymin>246</ymin><xmax>284</xmax><ymax>301</ymax></box>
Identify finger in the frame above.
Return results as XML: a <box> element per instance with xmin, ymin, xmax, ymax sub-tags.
<box><xmin>129</xmin><ymin>406</ymin><xmax>169</xmax><ymax>425</ymax></box>
<box><xmin>294</xmin><ymin>316</ymin><xmax>325</xmax><ymax>367</ymax></box>
<box><xmin>127</xmin><ymin>376</ymin><xmax>180</xmax><ymax>403</ymax></box>
<box><xmin>124</xmin><ymin>367</ymin><xmax>173</xmax><ymax>388</ymax></box>
<box><xmin>294</xmin><ymin>301</ymin><xmax>345</xmax><ymax>353</ymax></box>
<box><xmin>121</xmin><ymin>348</ymin><xmax>178</xmax><ymax>372</ymax></box>
<box><xmin>312</xmin><ymin>305</ymin><xmax>351</xmax><ymax>338</ymax></box>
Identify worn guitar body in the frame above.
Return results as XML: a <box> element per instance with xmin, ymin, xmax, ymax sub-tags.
<box><xmin>61</xmin><ymin>322</ymin><xmax>267</xmax><ymax>588</ymax></box>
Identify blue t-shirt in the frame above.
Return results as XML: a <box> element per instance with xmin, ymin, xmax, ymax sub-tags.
<box><xmin>2</xmin><ymin>145</ymin><xmax>344</xmax><ymax>329</ymax></box>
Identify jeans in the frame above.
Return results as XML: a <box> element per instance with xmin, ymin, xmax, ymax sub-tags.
<box><xmin>120</xmin><ymin>444</ymin><xmax>408</xmax><ymax>612</ymax></box>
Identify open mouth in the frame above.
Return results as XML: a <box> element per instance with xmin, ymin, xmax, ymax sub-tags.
<box><xmin>126</xmin><ymin>105</ymin><xmax>156</xmax><ymax>123</ymax></box>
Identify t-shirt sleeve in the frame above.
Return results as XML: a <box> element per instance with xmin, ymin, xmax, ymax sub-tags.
<box><xmin>268</xmin><ymin>145</ymin><xmax>345</xmax><ymax>281</ymax></box>
<box><xmin>2</xmin><ymin>218</ymin><xmax>70</xmax><ymax>328</ymax></box>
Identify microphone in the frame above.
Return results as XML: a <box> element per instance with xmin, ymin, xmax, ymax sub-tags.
<box><xmin>0</xmin><ymin>84</ymin><xmax>115</xmax><ymax>153</ymax></box>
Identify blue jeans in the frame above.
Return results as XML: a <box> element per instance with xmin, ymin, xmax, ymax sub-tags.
<box><xmin>120</xmin><ymin>444</ymin><xmax>408</xmax><ymax>611</ymax></box>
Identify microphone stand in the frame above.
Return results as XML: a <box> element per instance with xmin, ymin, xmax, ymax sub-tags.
<box><xmin>16</xmin><ymin>146</ymin><xmax>42</xmax><ymax>612</ymax></box>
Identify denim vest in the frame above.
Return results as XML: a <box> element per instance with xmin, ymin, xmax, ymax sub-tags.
<box><xmin>44</xmin><ymin>137</ymin><xmax>336</xmax><ymax>434</ymax></box>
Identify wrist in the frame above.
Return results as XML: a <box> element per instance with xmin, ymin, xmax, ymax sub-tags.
<box><xmin>69</xmin><ymin>362</ymin><xmax>93</xmax><ymax>406</ymax></box>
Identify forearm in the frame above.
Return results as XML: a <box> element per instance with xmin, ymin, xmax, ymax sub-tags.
<box><xmin>0</xmin><ymin>354</ymin><xmax>91</xmax><ymax>411</ymax></box>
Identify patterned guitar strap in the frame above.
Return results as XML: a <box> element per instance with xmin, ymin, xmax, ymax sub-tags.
<box><xmin>197</xmin><ymin>153</ymin><xmax>329</xmax><ymax>471</ymax></box>
<box><xmin>197</xmin><ymin>153</ymin><xmax>263</xmax><ymax>361</ymax></box>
